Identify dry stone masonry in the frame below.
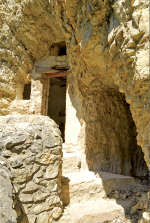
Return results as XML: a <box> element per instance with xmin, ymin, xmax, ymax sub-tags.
<box><xmin>0</xmin><ymin>115</ymin><xmax>63</xmax><ymax>223</ymax></box>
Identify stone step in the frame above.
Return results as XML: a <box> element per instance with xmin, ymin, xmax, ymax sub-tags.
<box><xmin>61</xmin><ymin>172</ymin><xmax>105</xmax><ymax>205</ymax></box>
<box><xmin>61</xmin><ymin>171</ymin><xmax>137</xmax><ymax>205</ymax></box>
<box><xmin>58</xmin><ymin>198</ymin><xmax>131</xmax><ymax>223</ymax></box>
<box><xmin>62</xmin><ymin>149</ymin><xmax>81</xmax><ymax>173</ymax></box>
<box><xmin>96</xmin><ymin>171</ymin><xmax>137</xmax><ymax>195</ymax></box>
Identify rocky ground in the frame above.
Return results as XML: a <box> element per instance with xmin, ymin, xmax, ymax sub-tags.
<box><xmin>57</xmin><ymin>146</ymin><xmax>150</xmax><ymax>223</ymax></box>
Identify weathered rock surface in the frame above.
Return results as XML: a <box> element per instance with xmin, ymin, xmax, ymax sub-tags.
<box><xmin>0</xmin><ymin>0</ymin><xmax>65</xmax><ymax>104</ymax></box>
<box><xmin>0</xmin><ymin>0</ymin><xmax>149</xmax><ymax>170</ymax></box>
<box><xmin>57</xmin><ymin>0</ymin><xmax>149</xmax><ymax>169</ymax></box>
<box><xmin>59</xmin><ymin>147</ymin><xmax>150</xmax><ymax>223</ymax></box>
<box><xmin>0</xmin><ymin>115</ymin><xmax>63</xmax><ymax>223</ymax></box>
<box><xmin>0</xmin><ymin>165</ymin><xmax>17</xmax><ymax>223</ymax></box>
<box><xmin>62</xmin><ymin>199</ymin><xmax>127</xmax><ymax>223</ymax></box>
<box><xmin>0</xmin><ymin>1</ymin><xmax>149</xmax><ymax>222</ymax></box>
<box><xmin>138</xmin><ymin>210</ymin><xmax>150</xmax><ymax>223</ymax></box>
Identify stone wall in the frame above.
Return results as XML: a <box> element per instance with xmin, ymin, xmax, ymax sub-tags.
<box><xmin>9</xmin><ymin>74</ymin><xmax>50</xmax><ymax>116</ymax></box>
<box><xmin>1</xmin><ymin>55</ymin><xmax>69</xmax><ymax>116</ymax></box>
<box><xmin>0</xmin><ymin>115</ymin><xmax>63</xmax><ymax>223</ymax></box>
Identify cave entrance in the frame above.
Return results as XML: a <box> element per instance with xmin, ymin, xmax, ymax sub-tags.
<box><xmin>45</xmin><ymin>43</ymin><xmax>68</xmax><ymax>141</ymax></box>
<box><xmin>35</xmin><ymin>41</ymin><xmax>69</xmax><ymax>141</ymax></box>
<box><xmin>51</xmin><ymin>41</ymin><xmax>67</xmax><ymax>56</ymax></box>
<box><xmin>84</xmin><ymin>89</ymin><xmax>148</xmax><ymax>179</ymax></box>
<box><xmin>48</xmin><ymin>76</ymin><xmax>67</xmax><ymax>142</ymax></box>
<box><xmin>23</xmin><ymin>83</ymin><xmax>31</xmax><ymax>100</ymax></box>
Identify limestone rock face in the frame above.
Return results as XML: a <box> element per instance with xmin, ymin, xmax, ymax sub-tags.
<box><xmin>0</xmin><ymin>0</ymin><xmax>149</xmax><ymax>169</ymax></box>
<box><xmin>0</xmin><ymin>115</ymin><xmax>63</xmax><ymax>223</ymax></box>
<box><xmin>53</xmin><ymin>0</ymin><xmax>149</xmax><ymax>168</ymax></box>
<box><xmin>0</xmin><ymin>0</ymin><xmax>65</xmax><ymax>114</ymax></box>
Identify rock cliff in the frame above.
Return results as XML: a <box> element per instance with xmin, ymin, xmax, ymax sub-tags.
<box><xmin>55</xmin><ymin>0</ymin><xmax>149</xmax><ymax>168</ymax></box>
<box><xmin>0</xmin><ymin>0</ymin><xmax>149</xmax><ymax>168</ymax></box>
<box><xmin>0</xmin><ymin>1</ymin><xmax>149</xmax><ymax>222</ymax></box>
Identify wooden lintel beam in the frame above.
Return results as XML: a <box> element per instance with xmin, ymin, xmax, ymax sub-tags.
<box><xmin>35</xmin><ymin>67</ymin><xmax>69</xmax><ymax>74</ymax></box>
<box><xmin>45</xmin><ymin>71</ymin><xmax>67</xmax><ymax>78</ymax></box>
<box><xmin>35</xmin><ymin>67</ymin><xmax>59</xmax><ymax>74</ymax></box>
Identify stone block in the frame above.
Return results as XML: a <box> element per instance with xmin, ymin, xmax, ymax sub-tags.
<box><xmin>44</xmin><ymin>136</ymin><xmax>55</xmax><ymax>148</ymax></box>
<box><xmin>22</xmin><ymin>182</ymin><xmax>38</xmax><ymax>193</ymax></box>
<box><xmin>44</xmin><ymin>164</ymin><xmax>59</xmax><ymax>179</ymax></box>
<box><xmin>33</xmin><ymin>191</ymin><xmax>50</xmax><ymax>202</ymax></box>
<box><xmin>6</xmin><ymin>134</ymin><xmax>27</xmax><ymax>149</ymax></box>
<box><xmin>0</xmin><ymin>166</ymin><xmax>17</xmax><ymax>223</ymax></box>
<box><xmin>52</xmin><ymin>207</ymin><xmax>62</xmax><ymax>220</ymax></box>
<box><xmin>10</xmin><ymin>158</ymin><xmax>23</xmax><ymax>168</ymax></box>
<box><xmin>36</xmin><ymin>212</ymin><xmax>52</xmax><ymax>223</ymax></box>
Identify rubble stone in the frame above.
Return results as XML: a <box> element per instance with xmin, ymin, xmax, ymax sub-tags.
<box><xmin>0</xmin><ymin>115</ymin><xmax>62</xmax><ymax>222</ymax></box>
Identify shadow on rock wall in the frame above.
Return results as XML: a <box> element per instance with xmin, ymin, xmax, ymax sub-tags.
<box><xmin>82</xmin><ymin>85</ymin><xmax>148</xmax><ymax>178</ymax></box>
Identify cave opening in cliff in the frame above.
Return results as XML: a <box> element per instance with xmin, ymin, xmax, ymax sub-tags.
<box><xmin>48</xmin><ymin>77</ymin><xmax>67</xmax><ymax>142</ymax></box>
<box><xmin>59</xmin><ymin>45</ymin><xmax>67</xmax><ymax>56</ymax></box>
<box><xmin>84</xmin><ymin>89</ymin><xmax>148</xmax><ymax>179</ymax></box>
<box><xmin>23</xmin><ymin>83</ymin><xmax>31</xmax><ymax>100</ymax></box>
<box><xmin>51</xmin><ymin>41</ymin><xmax>67</xmax><ymax>56</ymax></box>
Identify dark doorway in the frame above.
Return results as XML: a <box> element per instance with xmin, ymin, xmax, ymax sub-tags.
<box><xmin>23</xmin><ymin>83</ymin><xmax>31</xmax><ymax>100</ymax></box>
<box><xmin>48</xmin><ymin>77</ymin><xmax>66</xmax><ymax>142</ymax></box>
<box><xmin>51</xmin><ymin>41</ymin><xmax>67</xmax><ymax>56</ymax></box>
<box><xmin>59</xmin><ymin>46</ymin><xmax>67</xmax><ymax>56</ymax></box>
